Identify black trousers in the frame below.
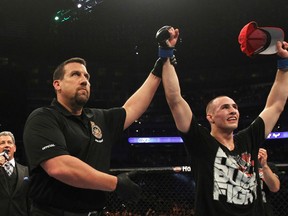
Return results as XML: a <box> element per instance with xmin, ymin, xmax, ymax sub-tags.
<box><xmin>30</xmin><ymin>203</ymin><xmax>104</xmax><ymax>216</ymax></box>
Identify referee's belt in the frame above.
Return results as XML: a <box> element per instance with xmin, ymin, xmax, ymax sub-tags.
<box><xmin>32</xmin><ymin>202</ymin><xmax>104</xmax><ymax>216</ymax></box>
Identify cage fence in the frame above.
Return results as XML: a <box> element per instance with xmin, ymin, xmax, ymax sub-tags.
<box><xmin>104</xmin><ymin>166</ymin><xmax>288</xmax><ymax>216</ymax></box>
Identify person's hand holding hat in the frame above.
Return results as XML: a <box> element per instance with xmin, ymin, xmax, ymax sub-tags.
<box><xmin>238</xmin><ymin>21</ymin><xmax>284</xmax><ymax>57</ymax></box>
<box><xmin>277</xmin><ymin>41</ymin><xmax>288</xmax><ymax>58</ymax></box>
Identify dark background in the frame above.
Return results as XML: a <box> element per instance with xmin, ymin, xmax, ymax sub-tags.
<box><xmin>0</xmin><ymin>0</ymin><xmax>288</xmax><ymax>167</ymax></box>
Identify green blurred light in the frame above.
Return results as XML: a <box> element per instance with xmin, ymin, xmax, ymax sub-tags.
<box><xmin>54</xmin><ymin>10</ymin><xmax>71</xmax><ymax>23</ymax></box>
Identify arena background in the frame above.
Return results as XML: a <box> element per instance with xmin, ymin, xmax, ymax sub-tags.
<box><xmin>0</xmin><ymin>0</ymin><xmax>287</xmax><ymax>215</ymax></box>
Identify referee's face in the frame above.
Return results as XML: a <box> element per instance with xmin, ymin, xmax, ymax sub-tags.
<box><xmin>54</xmin><ymin>62</ymin><xmax>91</xmax><ymax>108</ymax></box>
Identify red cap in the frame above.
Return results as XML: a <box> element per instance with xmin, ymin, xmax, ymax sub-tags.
<box><xmin>238</xmin><ymin>21</ymin><xmax>284</xmax><ymax>57</ymax></box>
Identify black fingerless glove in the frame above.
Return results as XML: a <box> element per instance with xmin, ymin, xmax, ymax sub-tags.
<box><xmin>115</xmin><ymin>172</ymin><xmax>141</xmax><ymax>202</ymax></box>
<box><xmin>151</xmin><ymin>56</ymin><xmax>177</xmax><ymax>78</ymax></box>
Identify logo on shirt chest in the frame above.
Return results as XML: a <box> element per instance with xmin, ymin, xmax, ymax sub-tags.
<box><xmin>213</xmin><ymin>148</ymin><xmax>257</xmax><ymax>205</ymax></box>
<box><xmin>90</xmin><ymin>121</ymin><xmax>103</xmax><ymax>143</ymax></box>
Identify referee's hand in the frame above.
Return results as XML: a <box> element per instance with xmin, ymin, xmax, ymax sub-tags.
<box><xmin>115</xmin><ymin>171</ymin><xmax>141</xmax><ymax>202</ymax></box>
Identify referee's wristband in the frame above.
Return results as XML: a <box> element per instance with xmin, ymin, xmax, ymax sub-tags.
<box><xmin>277</xmin><ymin>58</ymin><xmax>288</xmax><ymax>72</ymax></box>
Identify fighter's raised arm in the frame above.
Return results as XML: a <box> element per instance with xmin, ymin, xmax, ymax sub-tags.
<box><xmin>155</xmin><ymin>26</ymin><xmax>193</xmax><ymax>133</ymax></box>
<box><xmin>259</xmin><ymin>41</ymin><xmax>288</xmax><ymax>136</ymax></box>
<box><xmin>238</xmin><ymin>21</ymin><xmax>288</xmax><ymax>137</ymax></box>
<box><xmin>122</xmin><ymin>26</ymin><xmax>180</xmax><ymax>129</ymax></box>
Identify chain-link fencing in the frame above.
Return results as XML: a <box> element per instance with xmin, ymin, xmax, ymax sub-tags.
<box><xmin>104</xmin><ymin>165</ymin><xmax>287</xmax><ymax>216</ymax></box>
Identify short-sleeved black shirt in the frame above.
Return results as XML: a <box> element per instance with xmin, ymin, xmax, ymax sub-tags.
<box><xmin>23</xmin><ymin>99</ymin><xmax>126</xmax><ymax>212</ymax></box>
<box><xmin>179</xmin><ymin>115</ymin><xmax>265</xmax><ymax>216</ymax></box>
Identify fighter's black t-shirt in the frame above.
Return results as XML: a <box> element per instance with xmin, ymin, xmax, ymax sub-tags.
<box><xmin>179</xmin><ymin>115</ymin><xmax>265</xmax><ymax>216</ymax></box>
<box><xmin>23</xmin><ymin>99</ymin><xmax>125</xmax><ymax>212</ymax></box>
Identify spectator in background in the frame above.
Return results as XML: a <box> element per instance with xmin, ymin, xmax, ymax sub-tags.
<box><xmin>0</xmin><ymin>131</ymin><xmax>30</xmax><ymax>216</ymax></box>
<box><xmin>258</xmin><ymin>148</ymin><xmax>280</xmax><ymax>216</ymax></box>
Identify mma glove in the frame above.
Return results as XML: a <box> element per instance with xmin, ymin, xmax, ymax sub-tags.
<box><xmin>151</xmin><ymin>25</ymin><xmax>177</xmax><ymax>78</ymax></box>
<box><xmin>115</xmin><ymin>172</ymin><xmax>141</xmax><ymax>203</ymax></box>
<box><xmin>156</xmin><ymin>25</ymin><xmax>175</xmax><ymax>58</ymax></box>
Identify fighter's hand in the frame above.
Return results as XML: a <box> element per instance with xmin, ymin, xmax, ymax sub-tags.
<box><xmin>277</xmin><ymin>41</ymin><xmax>288</xmax><ymax>58</ymax></box>
<box><xmin>166</xmin><ymin>27</ymin><xmax>180</xmax><ymax>47</ymax></box>
<box><xmin>156</xmin><ymin>26</ymin><xmax>180</xmax><ymax>48</ymax></box>
<box><xmin>258</xmin><ymin>148</ymin><xmax>268</xmax><ymax>167</ymax></box>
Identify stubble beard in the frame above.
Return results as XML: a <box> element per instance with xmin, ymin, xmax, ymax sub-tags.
<box><xmin>74</xmin><ymin>91</ymin><xmax>90</xmax><ymax>107</ymax></box>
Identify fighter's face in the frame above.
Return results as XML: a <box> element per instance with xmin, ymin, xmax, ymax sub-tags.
<box><xmin>208</xmin><ymin>96</ymin><xmax>240</xmax><ymax>131</ymax></box>
<box><xmin>55</xmin><ymin>62</ymin><xmax>91</xmax><ymax>107</ymax></box>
